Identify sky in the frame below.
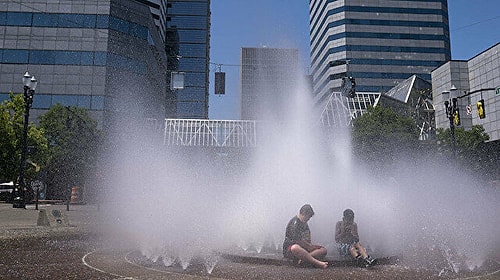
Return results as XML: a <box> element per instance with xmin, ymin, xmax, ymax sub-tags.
<box><xmin>208</xmin><ymin>0</ymin><xmax>500</xmax><ymax>120</ymax></box>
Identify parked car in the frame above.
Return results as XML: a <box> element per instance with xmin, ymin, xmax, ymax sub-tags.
<box><xmin>0</xmin><ymin>182</ymin><xmax>15</xmax><ymax>202</ymax></box>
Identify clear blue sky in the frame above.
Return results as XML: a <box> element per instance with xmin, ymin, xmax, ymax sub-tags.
<box><xmin>208</xmin><ymin>0</ymin><xmax>500</xmax><ymax>120</ymax></box>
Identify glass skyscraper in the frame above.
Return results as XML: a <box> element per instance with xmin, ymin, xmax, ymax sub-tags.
<box><xmin>309</xmin><ymin>0</ymin><xmax>451</xmax><ymax>104</ymax></box>
<box><xmin>0</xmin><ymin>0</ymin><xmax>168</xmax><ymax>130</ymax></box>
<box><xmin>166</xmin><ymin>0</ymin><xmax>210</xmax><ymax>119</ymax></box>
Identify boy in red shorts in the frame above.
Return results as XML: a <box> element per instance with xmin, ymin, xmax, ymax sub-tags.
<box><xmin>283</xmin><ymin>204</ymin><xmax>328</xmax><ymax>268</ymax></box>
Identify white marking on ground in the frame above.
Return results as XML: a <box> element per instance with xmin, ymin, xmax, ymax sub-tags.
<box><xmin>82</xmin><ymin>250</ymin><xmax>137</xmax><ymax>280</ymax></box>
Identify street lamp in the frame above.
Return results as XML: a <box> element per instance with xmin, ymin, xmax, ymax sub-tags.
<box><xmin>13</xmin><ymin>72</ymin><xmax>37</xmax><ymax>208</ymax></box>
<box><xmin>442</xmin><ymin>85</ymin><xmax>457</xmax><ymax>159</ymax></box>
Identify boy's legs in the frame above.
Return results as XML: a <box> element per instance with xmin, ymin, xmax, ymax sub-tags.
<box><xmin>352</xmin><ymin>242</ymin><xmax>376</xmax><ymax>265</ymax></box>
<box><xmin>290</xmin><ymin>244</ymin><xmax>328</xmax><ymax>268</ymax></box>
<box><xmin>310</xmin><ymin>246</ymin><xmax>327</xmax><ymax>259</ymax></box>
<box><xmin>353</xmin><ymin>242</ymin><xmax>368</xmax><ymax>258</ymax></box>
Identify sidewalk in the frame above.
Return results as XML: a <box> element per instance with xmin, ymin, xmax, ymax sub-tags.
<box><xmin>0</xmin><ymin>202</ymin><xmax>102</xmax><ymax>238</ymax></box>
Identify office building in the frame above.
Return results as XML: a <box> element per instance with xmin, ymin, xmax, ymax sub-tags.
<box><xmin>240</xmin><ymin>47</ymin><xmax>300</xmax><ymax>121</ymax></box>
<box><xmin>432</xmin><ymin>43</ymin><xmax>500</xmax><ymax>142</ymax></box>
<box><xmin>165</xmin><ymin>0</ymin><xmax>210</xmax><ymax>119</ymax></box>
<box><xmin>0</xmin><ymin>0</ymin><xmax>168</xmax><ymax>130</ymax></box>
<box><xmin>309</xmin><ymin>0</ymin><xmax>451</xmax><ymax>106</ymax></box>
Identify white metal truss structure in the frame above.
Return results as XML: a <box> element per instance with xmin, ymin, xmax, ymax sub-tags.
<box><xmin>319</xmin><ymin>92</ymin><xmax>380</xmax><ymax>127</ymax></box>
<box><xmin>412</xmin><ymin>89</ymin><xmax>435</xmax><ymax>140</ymax></box>
<box><xmin>163</xmin><ymin>119</ymin><xmax>257</xmax><ymax>147</ymax></box>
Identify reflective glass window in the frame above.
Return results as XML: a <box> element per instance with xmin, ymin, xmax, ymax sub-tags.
<box><xmin>179</xmin><ymin>44</ymin><xmax>206</xmax><ymax>57</ymax></box>
<box><xmin>179</xmin><ymin>58</ymin><xmax>207</xmax><ymax>72</ymax></box>
<box><xmin>6</xmin><ymin>12</ymin><xmax>31</xmax><ymax>26</ymax></box>
<box><xmin>3</xmin><ymin>50</ymin><xmax>29</xmax><ymax>63</ymax></box>
<box><xmin>94</xmin><ymin>52</ymin><xmax>107</xmax><ymax>66</ymax></box>
<box><xmin>168</xmin><ymin>16</ymin><xmax>207</xmax><ymax>29</ymax></box>
<box><xmin>177</xmin><ymin>90</ymin><xmax>206</xmax><ymax>102</ymax></box>
<box><xmin>55</xmin><ymin>51</ymin><xmax>80</xmax><ymax>65</ymax></box>
<box><xmin>33</xmin><ymin>13</ymin><xmax>58</xmax><ymax>27</ymax></box>
<box><xmin>96</xmin><ymin>15</ymin><xmax>109</xmax><ymax>28</ymax></box>
<box><xmin>58</xmin><ymin>14</ymin><xmax>79</xmax><ymax>28</ymax></box>
<box><xmin>53</xmin><ymin>95</ymin><xmax>77</xmax><ymax>107</ymax></box>
<box><xmin>177</xmin><ymin>30</ymin><xmax>206</xmax><ymax>43</ymax></box>
<box><xmin>170</xmin><ymin>2</ymin><xmax>208</xmax><ymax>15</ymax></box>
<box><xmin>147</xmin><ymin>31</ymin><xmax>154</xmax><ymax>46</ymax></box>
<box><xmin>130</xmin><ymin>24</ymin><xmax>148</xmax><ymax>40</ymax></box>
<box><xmin>32</xmin><ymin>94</ymin><xmax>52</xmax><ymax>109</ymax></box>
<box><xmin>79</xmin><ymin>14</ymin><xmax>97</xmax><ymax>28</ymax></box>
<box><xmin>29</xmin><ymin>50</ymin><xmax>55</xmax><ymax>64</ymax></box>
<box><xmin>0</xmin><ymin>12</ymin><xmax>6</xmax><ymax>25</ymax></box>
<box><xmin>81</xmin><ymin>52</ymin><xmax>93</xmax><ymax>65</ymax></box>
<box><xmin>184</xmin><ymin>72</ymin><xmax>206</xmax><ymax>87</ymax></box>
<box><xmin>91</xmin><ymin>95</ymin><xmax>104</xmax><ymax>110</ymax></box>
<box><xmin>0</xmin><ymin>93</ymin><xmax>9</xmax><ymax>103</ymax></box>
<box><xmin>109</xmin><ymin>16</ymin><xmax>129</xmax><ymax>33</ymax></box>
<box><xmin>77</xmin><ymin>95</ymin><xmax>91</xmax><ymax>109</ymax></box>
<box><xmin>177</xmin><ymin>101</ymin><xmax>205</xmax><ymax>114</ymax></box>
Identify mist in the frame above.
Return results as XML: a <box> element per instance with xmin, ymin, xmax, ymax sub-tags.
<box><xmin>98</xmin><ymin>55</ymin><xmax>499</xmax><ymax>275</ymax></box>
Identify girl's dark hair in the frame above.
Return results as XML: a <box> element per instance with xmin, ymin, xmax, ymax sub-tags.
<box><xmin>343</xmin><ymin>209</ymin><xmax>354</xmax><ymax>220</ymax></box>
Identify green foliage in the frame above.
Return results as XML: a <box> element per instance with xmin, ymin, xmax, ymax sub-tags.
<box><xmin>39</xmin><ymin>104</ymin><xmax>102</xmax><ymax>199</ymax></box>
<box><xmin>352</xmin><ymin>105</ymin><xmax>420</xmax><ymax>168</ymax></box>
<box><xmin>436</xmin><ymin>125</ymin><xmax>489</xmax><ymax>157</ymax></box>
<box><xmin>0</xmin><ymin>93</ymin><xmax>48</xmax><ymax>183</ymax></box>
<box><xmin>436</xmin><ymin>125</ymin><xmax>495</xmax><ymax>178</ymax></box>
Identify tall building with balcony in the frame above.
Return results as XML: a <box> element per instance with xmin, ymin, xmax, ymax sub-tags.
<box><xmin>0</xmin><ymin>0</ymin><xmax>168</xmax><ymax>130</ymax></box>
<box><xmin>309</xmin><ymin>0</ymin><xmax>451</xmax><ymax>106</ymax></box>
<box><xmin>165</xmin><ymin>0</ymin><xmax>210</xmax><ymax>119</ymax></box>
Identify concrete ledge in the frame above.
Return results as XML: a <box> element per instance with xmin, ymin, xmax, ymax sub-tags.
<box><xmin>218</xmin><ymin>252</ymin><xmax>399</xmax><ymax>268</ymax></box>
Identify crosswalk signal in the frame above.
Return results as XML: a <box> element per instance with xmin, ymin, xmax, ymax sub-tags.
<box><xmin>476</xmin><ymin>99</ymin><xmax>486</xmax><ymax>119</ymax></box>
<box><xmin>453</xmin><ymin>108</ymin><xmax>461</xmax><ymax>126</ymax></box>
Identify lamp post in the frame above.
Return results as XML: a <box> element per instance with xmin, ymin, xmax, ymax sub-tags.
<box><xmin>13</xmin><ymin>72</ymin><xmax>37</xmax><ymax>209</ymax></box>
<box><xmin>442</xmin><ymin>85</ymin><xmax>457</xmax><ymax>159</ymax></box>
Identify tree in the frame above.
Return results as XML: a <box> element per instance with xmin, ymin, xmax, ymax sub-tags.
<box><xmin>436</xmin><ymin>125</ymin><xmax>495</xmax><ymax>179</ymax></box>
<box><xmin>39</xmin><ymin>104</ymin><xmax>102</xmax><ymax>199</ymax></box>
<box><xmin>352</xmin><ymin>105</ymin><xmax>420</xmax><ymax>171</ymax></box>
<box><xmin>0</xmin><ymin>93</ymin><xmax>48</xmax><ymax>183</ymax></box>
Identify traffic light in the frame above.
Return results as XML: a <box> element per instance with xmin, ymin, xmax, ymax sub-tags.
<box><xmin>215</xmin><ymin>72</ymin><xmax>225</xmax><ymax>95</ymax></box>
<box><xmin>341</xmin><ymin>76</ymin><xmax>356</xmax><ymax>98</ymax></box>
<box><xmin>453</xmin><ymin>108</ymin><xmax>461</xmax><ymax>126</ymax></box>
<box><xmin>476</xmin><ymin>99</ymin><xmax>486</xmax><ymax>119</ymax></box>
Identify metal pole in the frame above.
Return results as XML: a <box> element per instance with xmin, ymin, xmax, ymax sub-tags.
<box><xmin>449</xmin><ymin>114</ymin><xmax>456</xmax><ymax>159</ymax></box>
<box><xmin>15</xmin><ymin>86</ymin><xmax>31</xmax><ymax>209</ymax></box>
<box><xmin>35</xmin><ymin>186</ymin><xmax>39</xmax><ymax>210</ymax></box>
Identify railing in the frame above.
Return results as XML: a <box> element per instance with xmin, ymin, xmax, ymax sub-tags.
<box><xmin>163</xmin><ymin>119</ymin><xmax>257</xmax><ymax>147</ymax></box>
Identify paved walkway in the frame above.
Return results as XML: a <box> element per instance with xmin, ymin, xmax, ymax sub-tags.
<box><xmin>1</xmin><ymin>202</ymin><xmax>499</xmax><ymax>280</ymax></box>
<box><xmin>0</xmin><ymin>202</ymin><xmax>101</xmax><ymax>239</ymax></box>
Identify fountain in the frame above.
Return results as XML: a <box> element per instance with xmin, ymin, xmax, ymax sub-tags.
<box><xmin>98</xmin><ymin>52</ymin><xmax>500</xmax><ymax>278</ymax></box>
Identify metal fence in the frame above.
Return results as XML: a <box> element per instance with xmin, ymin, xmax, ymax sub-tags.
<box><xmin>163</xmin><ymin>119</ymin><xmax>257</xmax><ymax>147</ymax></box>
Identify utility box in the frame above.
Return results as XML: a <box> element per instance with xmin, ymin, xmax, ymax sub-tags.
<box><xmin>37</xmin><ymin>208</ymin><xmax>69</xmax><ymax>227</ymax></box>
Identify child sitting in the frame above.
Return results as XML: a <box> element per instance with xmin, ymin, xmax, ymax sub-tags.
<box><xmin>335</xmin><ymin>209</ymin><xmax>376</xmax><ymax>266</ymax></box>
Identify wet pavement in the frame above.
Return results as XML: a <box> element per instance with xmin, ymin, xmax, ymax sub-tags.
<box><xmin>0</xmin><ymin>202</ymin><xmax>499</xmax><ymax>279</ymax></box>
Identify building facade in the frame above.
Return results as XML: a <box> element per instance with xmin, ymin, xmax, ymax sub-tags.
<box><xmin>432</xmin><ymin>43</ymin><xmax>500</xmax><ymax>142</ymax></box>
<box><xmin>165</xmin><ymin>0</ymin><xmax>210</xmax><ymax>119</ymax></box>
<box><xmin>140</xmin><ymin>0</ymin><xmax>168</xmax><ymax>42</ymax></box>
<box><xmin>0</xmin><ymin>0</ymin><xmax>168</xmax><ymax>130</ymax></box>
<box><xmin>309</xmin><ymin>0</ymin><xmax>451</xmax><ymax>105</ymax></box>
<box><xmin>240</xmin><ymin>47</ymin><xmax>300</xmax><ymax>121</ymax></box>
